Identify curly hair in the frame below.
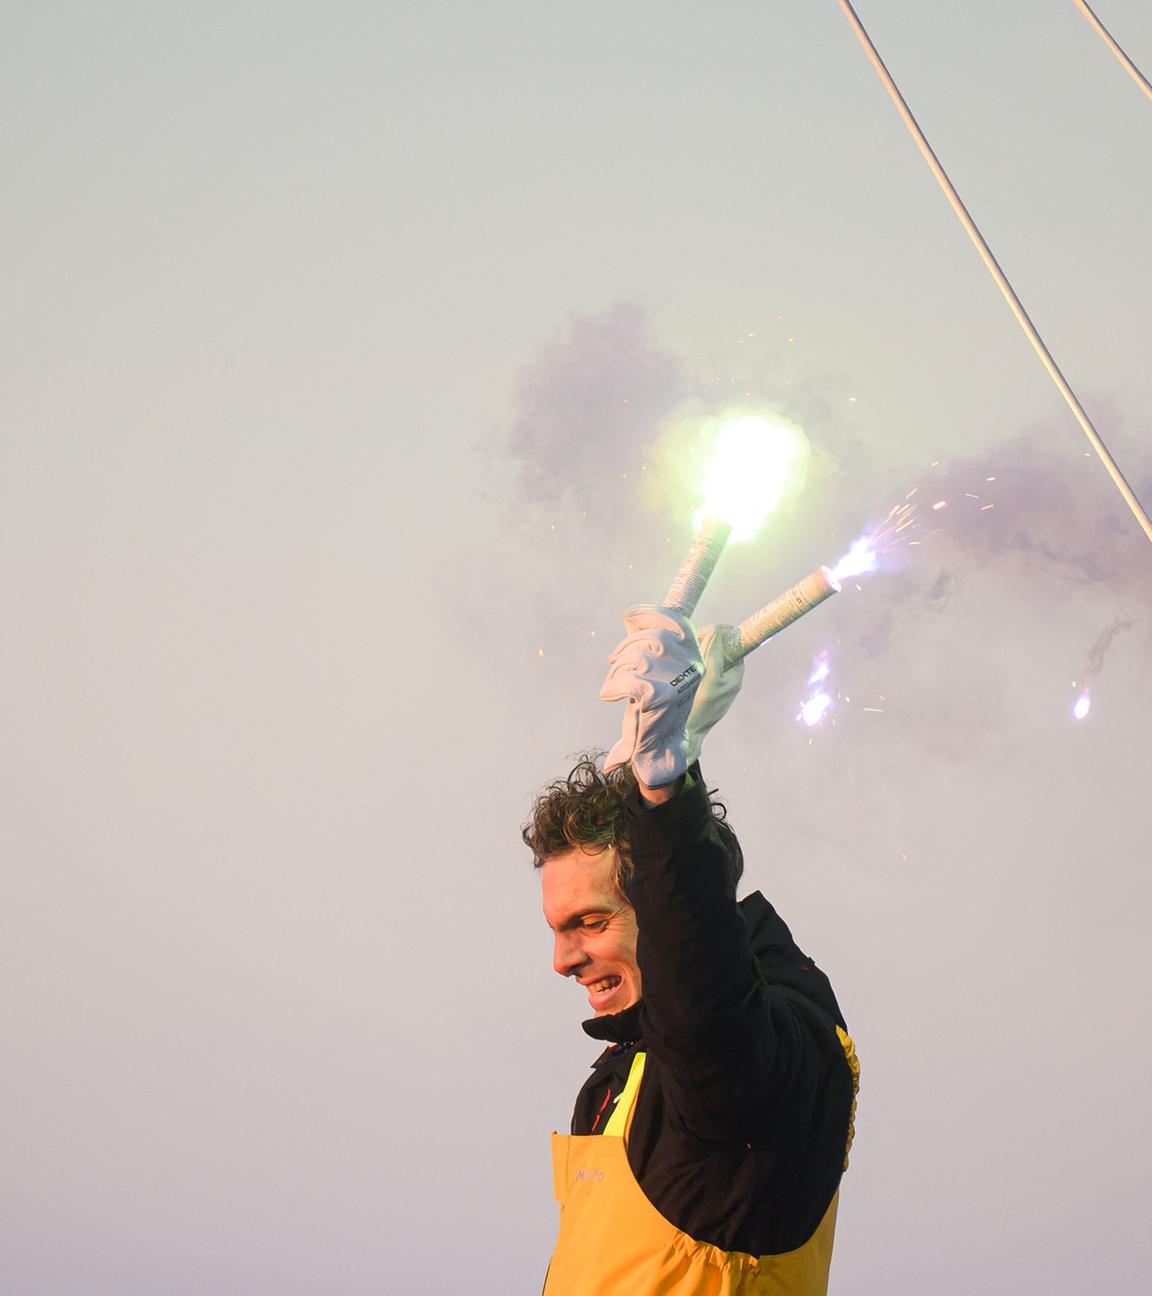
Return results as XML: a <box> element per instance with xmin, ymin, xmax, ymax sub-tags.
<box><xmin>522</xmin><ymin>751</ymin><xmax>744</xmax><ymax>896</ymax></box>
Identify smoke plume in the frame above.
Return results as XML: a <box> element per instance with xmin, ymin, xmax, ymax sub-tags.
<box><xmin>1080</xmin><ymin>614</ymin><xmax>1134</xmax><ymax>690</ymax></box>
<box><xmin>485</xmin><ymin>302</ymin><xmax>1151</xmax><ymax>753</ymax></box>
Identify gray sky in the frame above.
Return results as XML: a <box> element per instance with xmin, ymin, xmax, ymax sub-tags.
<box><xmin>3</xmin><ymin>2</ymin><xmax>1151</xmax><ymax>1292</ymax></box>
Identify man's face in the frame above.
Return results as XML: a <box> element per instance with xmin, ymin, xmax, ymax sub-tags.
<box><xmin>540</xmin><ymin>847</ymin><xmax>641</xmax><ymax>1017</ymax></box>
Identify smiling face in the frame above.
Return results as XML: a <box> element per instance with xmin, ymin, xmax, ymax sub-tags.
<box><xmin>540</xmin><ymin>846</ymin><xmax>641</xmax><ymax>1017</ymax></box>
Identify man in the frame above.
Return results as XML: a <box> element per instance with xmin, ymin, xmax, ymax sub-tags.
<box><xmin>523</xmin><ymin>604</ymin><xmax>858</xmax><ymax>1295</ymax></box>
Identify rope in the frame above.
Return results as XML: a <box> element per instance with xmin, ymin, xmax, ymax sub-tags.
<box><xmin>1074</xmin><ymin>0</ymin><xmax>1152</xmax><ymax>102</ymax></box>
<box><xmin>835</xmin><ymin>0</ymin><xmax>1152</xmax><ymax>547</ymax></box>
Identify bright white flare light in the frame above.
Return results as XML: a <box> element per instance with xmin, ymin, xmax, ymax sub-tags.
<box><xmin>694</xmin><ymin>415</ymin><xmax>806</xmax><ymax>542</ymax></box>
<box><xmin>1073</xmin><ymin>692</ymin><xmax>1091</xmax><ymax>720</ymax></box>
<box><xmin>829</xmin><ymin>535</ymin><xmax>879</xmax><ymax>582</ymax></box>
<box><xmin>801</xmin><ymin>693</ymin><xmax>833</xmax><ymax>727</ymax></box>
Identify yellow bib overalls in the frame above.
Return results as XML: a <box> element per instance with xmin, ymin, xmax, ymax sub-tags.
<box><xmin>544</xmin><ymin>1032</ymin><xmax>858</xmax><ymax>1295</ymax></box>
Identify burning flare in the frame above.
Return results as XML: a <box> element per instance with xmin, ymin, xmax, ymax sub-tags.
<box><xmin>829</xmin><ymin>536</ymin><xmax>879</xmax><ymax>582</ymax></box>
<box><xmin>693</xmin><ymin>414</ymin><xmax>807</xmax><ymax>542</ymax></box>
<box><xmin>666</xmin><ymin>413</ymin><xmax>808</xmax><ymax>616</ymax></box>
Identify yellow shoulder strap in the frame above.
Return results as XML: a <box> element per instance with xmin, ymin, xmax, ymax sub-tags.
<box><xmin>599</xmin><ymin>1031</ymin><xmax>857</xmax><ymax>1160</ymax></box>
<box><xmin>836</xmin><ymin>1026</ymin><xmax>861</xmax><ymax>1170</ymax></box>
<box><xmin>602</xmin><ymin>1050</ymin><xmax>646</xmax><ymax>1138</ymax></box>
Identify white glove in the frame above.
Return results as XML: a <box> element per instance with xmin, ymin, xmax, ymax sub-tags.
<box><xmin>685</xmin><ymin>625</ymin><xmax>746</xmax><ymax>765</ymax></box>
<box><xmin>600</xmin><ymin>605</ymin><xmax>704</xmax><ymax>787</ymax></box>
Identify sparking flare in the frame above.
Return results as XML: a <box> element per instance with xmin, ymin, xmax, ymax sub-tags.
<box><xmin>829</xmin><ymin>536</ymin><xmax>879</xmax><ymax>582</ymax></box>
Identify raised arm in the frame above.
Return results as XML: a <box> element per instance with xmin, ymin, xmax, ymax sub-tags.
<box><xmin>599</xmin><ymin>603</ymin><xmax>831</xmax><ymax>1140</ymax></box>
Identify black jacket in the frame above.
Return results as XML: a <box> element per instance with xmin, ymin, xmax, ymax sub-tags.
<box><xmin>571</xmin><ymin>774</ymin><xmax>856</xmax><ymax>1256</ymax></box>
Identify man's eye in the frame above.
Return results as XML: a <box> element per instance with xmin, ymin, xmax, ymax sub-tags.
<box><xmin>582</xmin><ymin>919</ymin><xmax>609</xmax><ymax>932</ymax></box>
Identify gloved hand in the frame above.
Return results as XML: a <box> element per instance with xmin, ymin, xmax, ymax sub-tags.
<box><xmin>600</xmin><ymin>605</ymin><xmax>704</xmax><ymax>787</ymax></box>
<box><xmin>685</xmin><ymin>624</ymin><xmax>746</xmax><ymax>765</ymax></box>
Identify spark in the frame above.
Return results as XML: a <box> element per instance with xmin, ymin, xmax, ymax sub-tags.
<box><xmin>801</xmin><ymin>693</ymin><xmax>833</xmax><ymax>727</ymax></box>
<box><xmin>932</xmin><ymin>500</ymin><xmax>948</xmax><ymax>510</ymax></box>
<box><xmin>798</xmin><ymin>650</ymin><xmax>834</xmax><ymax>728</ymax></box>
<box><xmin>1071</xmin><ymin>617</ymin><xmax>1132</xmax><ymax>721</ymax></box>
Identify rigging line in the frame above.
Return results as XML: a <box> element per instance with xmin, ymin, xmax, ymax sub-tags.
<box><xmin>1074</xmin><ymin>0</ymin><xmax>1152</xmax><ymax>102</ymax></box>
<box><xmin>835</xmin><ymin>0</ymin><xmax>1152</xmax><ymax>548</ymax></box>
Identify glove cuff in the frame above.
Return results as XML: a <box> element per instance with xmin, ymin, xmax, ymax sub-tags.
<box><xmin>631</xmin><ymin>742</ymin><xmax>690</xmax><ymax>788</ymax></box>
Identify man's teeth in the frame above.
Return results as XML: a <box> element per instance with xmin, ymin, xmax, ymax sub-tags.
<box><xmin>589</xmin><ymin>977</ymin><xmax>620</xmax><ymax>993</ymax></box>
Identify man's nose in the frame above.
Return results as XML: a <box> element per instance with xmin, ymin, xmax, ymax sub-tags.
<box><xmin>553</xmin><ymin>933</ymin><xmax>588</xmax><ymax>978</ymax></box>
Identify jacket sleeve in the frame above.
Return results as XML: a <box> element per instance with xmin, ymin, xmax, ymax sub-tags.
<box><xmin>624</xmin><ymin>773</ymin><xmax>826</xmax><ymax>1142</ymax></box>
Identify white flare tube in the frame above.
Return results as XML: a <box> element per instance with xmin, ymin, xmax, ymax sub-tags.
<box><xmin>724</xmin><ymin>566</ymin><xmax>840</xmax><ymax>668</ymax></box>
<box><xmin>663</xmin><ymin>517</ymin><xmax>732</xmax><ymax>616</ymax></box>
